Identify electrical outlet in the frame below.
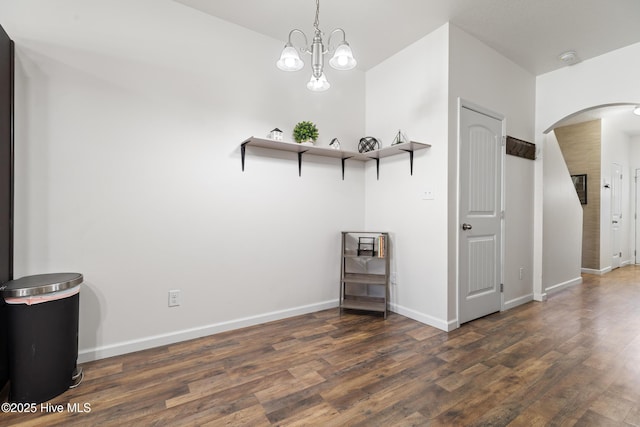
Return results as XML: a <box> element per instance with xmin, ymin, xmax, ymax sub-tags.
<box><xmin>391</xmin><ymin>272</ymin><xmax>397</xmax><ymax>285</ymax></box>
<box><xmin>168</xmin><ymin>290</ymin><xmax>181</xmax><ymax>307</ymax></box>
<box><xmin>519</xmin><ymin>267</ymin><xmax>524</xmax><ymax>280</ymax></box>
<box><xmin>421</xmin><ymin>189</ymin><xmax>434</xmax><ymax>200</ymax></box>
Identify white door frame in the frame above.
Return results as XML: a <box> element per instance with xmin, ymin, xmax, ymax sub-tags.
<box><xmin>611</xmin><ymin>162</ymin><xmax>623</xmax><ymax>269</ymax></box>
<box><xmin>456</xmin><ymin>98</ymin><xmax>506</xmax><ymax>327</ymax></box>
<box><xmin>635</xmin><ymin>168</ymin><xmax>640</xmax><ymax>264</ymax></box>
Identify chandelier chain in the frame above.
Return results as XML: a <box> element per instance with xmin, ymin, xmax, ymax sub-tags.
<box><xmin>314</xmin><ymin>0</ymin><xmax>320</xmax><ymax>32</ymax></box>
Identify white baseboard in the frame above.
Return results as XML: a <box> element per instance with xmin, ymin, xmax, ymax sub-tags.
<box><xmin>545</xmin><ymin>276</ymin><xmax>582</xmax><ymax>295</ymax></box>
<box><xmin>533</xmin><ymin>292</ymin><xmax>547</xmax><ymax>301</ymax></box>
<box><xmin>503</xmin><ymin>293</ymin><xmax>533</xmax><ymax>311</ymax></box>
<box><xmin>78</xmin><ymin>299</ymin><xmax>339</xmax><ymax>363</ymax></box>
<box><xmin>581</xmin><ymin>266</ymin><xmax>611</xmax><ymax>275</ymax></box>
<box><xmin>388</xmin><ymin>302</ymin><xmax>454</xmax><ymax>332</ymax></box>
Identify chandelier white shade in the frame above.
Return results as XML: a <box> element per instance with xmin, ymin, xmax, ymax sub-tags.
<box><xmin>307</xmin><ymin>73</ymin><xmax>330</xmax><ymax>92</ymax></box>
<box><xmin>276</xmin><ymin>44</ymin><xmax>304</xmax><ymax>72</ymax></box>
<box><xmin>276</xmin><ymin>0</ymin><xmax>357</xmax><ymax>92</ymax></box>
<box><xmin>329</xmin><ymin>41</ymin><xmax>357</xmax><ymax>70</ymax></box>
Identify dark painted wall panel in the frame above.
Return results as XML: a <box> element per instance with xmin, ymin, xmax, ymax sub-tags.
<box><xmin>0</xmin><ymin>22</ymin><xmax>13</xmax><ymax>391</ymax></box>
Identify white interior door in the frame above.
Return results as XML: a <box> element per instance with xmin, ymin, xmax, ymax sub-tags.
<box><xmin>611</xmin><ymin>162</ymin><xmax>622</xmax><ymax>269</ymax></box>
<box><xmin>458</xmin><ymin>105</ymin><xmax>503</xmax><ymax>324</ymax></box>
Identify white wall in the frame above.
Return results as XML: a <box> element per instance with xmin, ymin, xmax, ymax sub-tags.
<box><xmin>535</xmin><ymin>41</ymin><xmax>640</xmax><ymax>295</ymax></box>
<box><xmin>2</xmin><ymin>0</ymin><xmax>572</xmax><ymax>357</ymax></box>
<box><xmin>536</xmin><ymin>42</ymin><xmax>640</xmax><ymax>133</ymax></box>
<box><xmin>542</xmin><ymin>132</ymin><xmax>583</xmax><ymax>292</ymax></box>
<box><xmin>502</xmin><ymin>156</ymin><xmax>536</xmax><ymax>307</ymax></box>
<box><xmin>364</xmin><ymin>23</ymin><xmax>536</xmax><ymax>329</ymax></box>
<box><xmin>364</xmin><ymin>24</ymin><xmax>450</xmax><ymax>329</ymax></box>
<box><xmin>4</xmin><ymin>0</ymin><xmax>366</xmax><ymax>361</ymax></box>
<box><xmin>448</xmin><ymin>25</ymin><xmax>536</xmax><ymax>315</ymax></box>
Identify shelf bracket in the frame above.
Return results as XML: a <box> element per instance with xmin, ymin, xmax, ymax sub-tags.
<box><xmin>400</xmin><ymin>149</ymin><xmax>414</xmax><ymax>175</ymax></box>
<box><xmin>298</xmin><ymin>150</ymin><xmax>308</xmax><ymax>177</ymax></box>
<box><xmin>240</xmin><ymin>141</ymin><xmax>250</xmax><ymax>172</ymax></box>
<box><xmin>341</xmin><ymin>157</ymin><xmax>353</xmax><ymax>180</ymax></box>
<box><xmin>375</xmin><ymin>158</ymin><xmax>380</xmax><ymax>180</ymax></box>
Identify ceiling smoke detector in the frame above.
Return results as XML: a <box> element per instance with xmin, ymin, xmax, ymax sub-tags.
<box><xmin>558</xmin><ymin>50</ymin><xmax>579</xmax><ymax>66</ymax></box>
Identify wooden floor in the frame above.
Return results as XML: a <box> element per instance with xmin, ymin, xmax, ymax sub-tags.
<box><xmin>4</xmin><ymin>266</ymin><xmax>640</xmax><ymax>426</ymax></box>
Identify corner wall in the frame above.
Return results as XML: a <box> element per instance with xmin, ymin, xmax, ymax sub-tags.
<box><xmin>4</xmin><ymin>0</ymin><xmax>366</xmax><ymax>361</ymax></box>
<box><xmin>542</xmin><ymin>132</ymin><xmax>583</xmax><ymax>292</ymax></box>
<box><xmin>364</xmin><ymin>23</ymin><xmax>537</xmax><ymax>329</ymax></box>
<box><xmin>364</xmin><ymin>24</ymin><xmax>450</xmax><ymax>330</ymax></box>
<box><xmin>448</xmin><ymin>25</ymin><xmax>536</xmax><ymax>316</ymax></box>
<box><xmin>554</xmin><ymin>120</ymin><xmax>601</xmax><ymax>270</ymax></box>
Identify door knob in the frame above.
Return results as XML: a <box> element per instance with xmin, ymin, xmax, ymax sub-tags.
<box><xmin>462</xmin><ymin>223</ymin><xmax>472</xmax><ymax>230</ymax></box>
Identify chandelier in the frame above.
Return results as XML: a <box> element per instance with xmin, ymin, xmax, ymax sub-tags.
<box><xmin>276</xmin><ymin>0</ymin><xmax>357</xmax><ymax>92</ymax></box>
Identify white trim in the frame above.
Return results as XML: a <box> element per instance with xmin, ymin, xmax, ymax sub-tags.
<box><xmin>78</xmin><ymin>299</ymin><xmax>338</xmax><ymax>363</ymax></box>
<box><xmin>460</xmin><ymin>99</ymin><xmax>505</xmax><ymax>121</ymax></box>
<box><xmin>581</xmin><ymin>266</ymin><xmax>612</xmax><ymax>275</ymax></box>
<box><xmin>635</xmin><ymin>168</ymin><xmax>640</xmax><ymax>266</ymax></box>
<box><xmin>503</xmin><ymin>293</ymin><xmax>534</xmax><ymax>311</ymax></box>
<box><xmin>621</xmin><ymin>259</ymin><xmax>633</xmax><ymax>267</ymax></box>
<box><xmin>543</xmin><ymin>103</ymin><xmax>640</xmax><ymax>134</ymax></box>
<box><xmin>533</xmin><ymin>292</ymin><xmax>547</xmax><ymax>302</ymax></box>
<box><xmin>389</xmin><ymin>302</ymin><xmax>454</xmax><ymax>332</ymax></box>
<box><xmin>545</xmin><ymin>276</ymin><xmax>582</xmax><ymax>294</ymax></box>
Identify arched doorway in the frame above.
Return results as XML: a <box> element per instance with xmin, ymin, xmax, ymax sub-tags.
<box><xmin>543</xmin><ymin>103</ymin><xmax>640</xmax><ymax>279</ymax></box>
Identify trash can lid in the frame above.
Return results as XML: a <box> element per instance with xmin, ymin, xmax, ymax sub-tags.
<box><xmin>0</xmin><ymin>273</ymin><xmax>83</xmax><ymax>297</ymax></box>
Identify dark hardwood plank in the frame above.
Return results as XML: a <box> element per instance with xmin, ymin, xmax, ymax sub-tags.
<box><xmin>5</xmin><ymin>265</ymin><xmax>640</xmax><ymax>425</ymax></box>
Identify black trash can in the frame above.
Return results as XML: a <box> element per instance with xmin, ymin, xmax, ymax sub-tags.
<box><xmin>0</xmin><ymin>272</ymin><xmax>83</xmax><ymax>403</ymax></box>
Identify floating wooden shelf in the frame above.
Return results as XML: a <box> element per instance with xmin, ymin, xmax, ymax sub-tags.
<box><xmin>240</xmin><ymin>137</ymin><xmax>430</xmax><ymax>179</ymax></box>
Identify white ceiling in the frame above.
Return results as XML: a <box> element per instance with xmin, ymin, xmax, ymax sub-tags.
<box><xmin>174</xmin><ymin>0</ymin><xmax>640</xmax><ymax>75</ymax></box>
<box><xmin>173</xmin><ymin>0</ymin><xmax>640</xmax><ymax>134</ymax></box>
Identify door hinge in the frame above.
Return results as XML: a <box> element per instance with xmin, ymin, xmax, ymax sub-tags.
<box><xmin>500</xmin><ymin>283</ymin><xmax>504</xmax><ymax>292</ymax></box>
<box><xmin>502</xmin><ymin>136</ymin><xmax>507</xmax><ymax>146</ymax></box>
<box><xmin>501</xmin><ymin>211</ymin><xmax>505</xmax><ymax>220</ymax></box>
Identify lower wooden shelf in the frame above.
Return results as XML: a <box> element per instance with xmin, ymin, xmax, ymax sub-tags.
<box><xmin>342</xmin><ymin>273</ymin><xmax>387</xmax><ymax>284</ymax></box>
<box><xmin>340</xmin><ymin>298</ymin><xmax>386</xmax><ymax>313</ymax></box>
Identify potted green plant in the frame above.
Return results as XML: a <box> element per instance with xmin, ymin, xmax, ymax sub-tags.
<box><xmin>293</xmin><ymin>121</ymin><xmax>319</xmax><ymax>145</ymax></box>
